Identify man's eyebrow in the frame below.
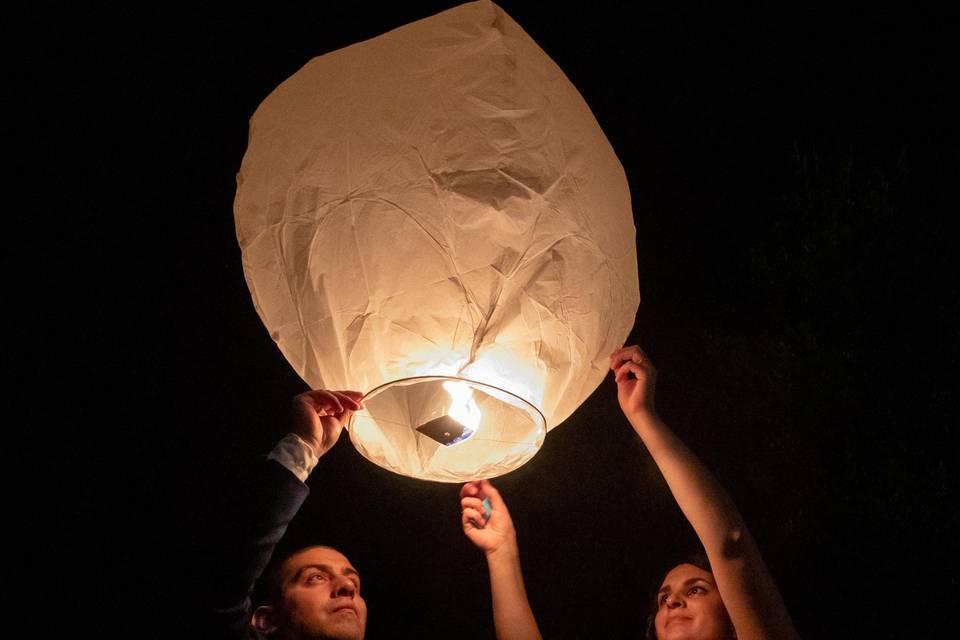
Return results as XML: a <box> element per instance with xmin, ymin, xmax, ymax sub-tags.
<box><xmin>292</xmin><ymin>564</ymin><xmax>361</xmax><ymax>583</ymax></box>
<box><xmin>292</xmin><ymin>564</ymin><xmax>332</xmax><ymax>582</ymax></box>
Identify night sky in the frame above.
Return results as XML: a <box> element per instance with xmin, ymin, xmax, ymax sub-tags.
<box><xmin>62</xmin><ymin>3</ymin><xmax>956</xmax><ymax>638</ymax></box>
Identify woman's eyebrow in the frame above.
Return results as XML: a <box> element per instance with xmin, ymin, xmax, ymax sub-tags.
<box><xmin>658</xmin><ymin>577</ymin><xmax>710</xmax><ymax>595</ymax></box>
<box><xmin>681</xmin><ymin>577</ymin><xmax>710</xmax><ymax>587</ymax></box>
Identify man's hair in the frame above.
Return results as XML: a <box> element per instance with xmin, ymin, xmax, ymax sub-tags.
<box><xmin>254</xmin><ymin>545</ymin><xmax>338</xmax><ymax>608</ymax></box>
<box><xmin>643</xmin><ymin>549</ymin><xmax>713</xmax><ymax>640</ymax></box>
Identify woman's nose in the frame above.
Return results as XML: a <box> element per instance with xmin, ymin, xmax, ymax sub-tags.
<box><xmin>665</xmin><ymin>593</ymin><xmax>684</xmax><ymax>608</ymax></box>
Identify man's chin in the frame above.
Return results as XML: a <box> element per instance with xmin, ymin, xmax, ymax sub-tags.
<box><xmin>295</xmin><ymin>615</ymin><xmax>364</xmax><ymax>640</ymax></box>
<box><xmin>320</xmin><ymin>617</ymin><xmax>365</xmax><ymax>640</ymax></box>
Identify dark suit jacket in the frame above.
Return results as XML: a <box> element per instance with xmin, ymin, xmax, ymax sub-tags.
<box><xmin>208</xmin><ymin>459</ymin><xmax>309</xmax><ymax>639</ymax></box>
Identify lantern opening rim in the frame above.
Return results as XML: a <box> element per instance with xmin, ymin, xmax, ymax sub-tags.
<box><xmin>357</xmin><ymin>374</ymin><xmax>546</xmax><ymax>429</ymax></box>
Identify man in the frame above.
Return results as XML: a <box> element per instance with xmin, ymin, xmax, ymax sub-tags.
<box><xmin>208</xmin><ymin>389</ymin><xmax>366</xmax><ymax>639</ymax></box>
<box><xmin>209</xmin><ymin>387</ymin><xmax>542</xmax><ymax>639</ymax></box>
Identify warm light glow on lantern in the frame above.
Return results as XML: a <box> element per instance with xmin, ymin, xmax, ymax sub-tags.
<box><xmin>461</xmin><ymin>347</ymin><xmax>546</xmax><ymax>412</ymax></box>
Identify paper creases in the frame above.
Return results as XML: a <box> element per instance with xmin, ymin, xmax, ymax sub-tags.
<box><xmin>235</xmin><ymin>1</ymin><xmax>639</xmax><ymax>480</ymax></box>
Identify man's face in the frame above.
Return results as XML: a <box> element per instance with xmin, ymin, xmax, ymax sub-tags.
<box><xmin>277</xmin><ymin>546</ymin><xmax>367</xmax><ymax>640</ymax></box>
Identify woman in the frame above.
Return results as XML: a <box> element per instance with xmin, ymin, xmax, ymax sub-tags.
<box><xmin>461</xmin><ymin>345</ymin><xmax>799</xmax><ymax>639</ymax></box>
<box><xmin>611</xmin><ymin>345</ymin><xmax>800</xmax><ymax>640</ymax></box>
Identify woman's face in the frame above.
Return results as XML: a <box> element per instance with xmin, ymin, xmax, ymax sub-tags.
<box><xmin>653</xmin><ymin>563</ymin><xmax>733</xmax><ymax>640</ymax></box>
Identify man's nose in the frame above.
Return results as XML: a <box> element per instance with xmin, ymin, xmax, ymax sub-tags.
<box><xmin>331</xmin><ymin>576</ymin><xmax>356</xmax><ymax>598</ymax></box>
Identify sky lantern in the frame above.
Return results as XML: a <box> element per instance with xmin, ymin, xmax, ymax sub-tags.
<box><xmin>234</xmin><ymin>0</ymin><xmax>639</xmax><ymax>482</ymax></box>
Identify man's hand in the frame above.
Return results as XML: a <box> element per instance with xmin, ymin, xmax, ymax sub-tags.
<box><xmin>610</xmin><ymin>345</ymin><xmax>658</xmax><ymax>421</ymax></box>
<box><xmin>460</xmin><ymin>480</ymin><xmax>517</xmax><ymax>558</ymax></box>
<box><xmin>290</xmin><ymin>389</ymin><xmax>364</xmax><ymax>458</ymax></box>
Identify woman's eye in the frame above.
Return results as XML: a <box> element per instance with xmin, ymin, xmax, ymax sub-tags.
<box><xmin>688</xmin><ymin>586</ymin><xmax>705</xmax><ymax>595</ymax></box>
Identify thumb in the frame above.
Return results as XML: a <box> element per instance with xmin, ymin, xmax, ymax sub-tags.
<box><xmin>460</xmin><ymin>481</ymin><xmax>481</xmax><ymax>499</ymax></box>
<box><xmin>479</xmin><ymin>479</ymin><xmax>506</xmax><ymax>511</ymax></box>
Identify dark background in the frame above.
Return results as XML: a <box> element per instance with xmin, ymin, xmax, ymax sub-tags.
<box><xmin>57</xmin><ymin>2</ymin><xmax>956</xmax><ymax>638</ymax></box>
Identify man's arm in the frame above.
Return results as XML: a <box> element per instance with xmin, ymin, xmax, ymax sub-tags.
<box><xmin>611</xmin><ymin>346</ymin><xmax>799</xmax><ymax>640</ymax></box>
<box><xmin>207</xmin><ymin>389</ymin><xmax>363</xmax><ymax>638</ymax></box>
<box><xmin>208</xmin><ymin>455</ymin><xmax>311</xmax><ymax>637</ymax></box>
<box><xmin>461</xmin><ymin>480</ymin><xmax>542</xmax><ymax>640</ymax></box>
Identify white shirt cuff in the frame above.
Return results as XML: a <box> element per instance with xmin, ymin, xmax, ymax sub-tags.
<box><xmin>267</xmin><ymin>433</ymin><xmax>320</xmax><ymax>482</ymax></box>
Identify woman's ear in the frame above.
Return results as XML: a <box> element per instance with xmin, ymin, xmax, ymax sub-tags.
<box><xmin>251</xmin><ymin>605</ymin><xmax>278</xmax><ymax>635</ymax></box>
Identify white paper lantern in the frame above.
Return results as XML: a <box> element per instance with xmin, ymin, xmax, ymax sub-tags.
<box><xmin>235</xmin><ymin>0</ymin><xmax>639</xmax><ymax>481</ymax></box>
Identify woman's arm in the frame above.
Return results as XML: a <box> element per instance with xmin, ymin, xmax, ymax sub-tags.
<box><xmin>461</xmin><ymin>480</ymin><xmax>543</xmax><ymax>640</ymax></box>
<box><xmin>611</xmin><ymin>345</ymin><xmax>800</xmax><ymax>640</ymax></box>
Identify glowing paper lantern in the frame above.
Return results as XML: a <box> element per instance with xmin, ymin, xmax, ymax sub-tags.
<box><xmin>235</xmin><ymin>0</ymin><xmax>639</xmax><ymax>481</ymax></box>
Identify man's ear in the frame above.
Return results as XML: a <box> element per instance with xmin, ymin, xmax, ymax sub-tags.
<box><xmin>251</xmin><ymin>605</ymin><xmax>278</xmax><ymax>635</ymax></box>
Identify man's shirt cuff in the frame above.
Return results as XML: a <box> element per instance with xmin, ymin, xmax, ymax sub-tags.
<box><xmin>266</xmin><ymin>433</ymin><xmax>319</xmax><ymax>482</ymax></box>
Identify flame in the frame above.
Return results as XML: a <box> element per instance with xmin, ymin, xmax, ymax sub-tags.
<box><xmin>443</xmin><ymin>380</ymin><xmax>482</xmax><ymax>432</ymax></box>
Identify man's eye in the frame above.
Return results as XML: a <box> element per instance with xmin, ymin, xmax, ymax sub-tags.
<box><xmin>307</xmin><ymin>574</ymin><xmax>328</xmax><ymax>583</ymax></box>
